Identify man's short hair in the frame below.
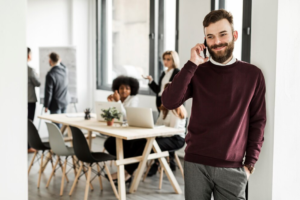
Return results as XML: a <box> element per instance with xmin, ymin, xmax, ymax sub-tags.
<box><xmin>203</xmin><ymin>9</ymin><xmax>234</xmax><ymax>31</ymax></box>
<box><xmin>27</xmin><ymin>47</ymin><xmax>31</xmax><ymax>57</ymax></box>
<box><xmin>49</xmin><ymin>52</ymin><xmax>60</xmax><ymax>63</ymax></box>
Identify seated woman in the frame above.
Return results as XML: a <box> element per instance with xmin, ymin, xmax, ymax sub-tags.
<box><xmin>104</xmin><ymin>75</ymin><xmax>140</xmax><ymax>181</ymax></box>
<box><xmin>105</xmin><ymin>82</ymin><xmax>187</xmax><ymax>183</ymax></box>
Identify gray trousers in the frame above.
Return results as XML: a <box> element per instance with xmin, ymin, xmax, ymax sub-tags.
<box><xmin>184</xmin><ymin>161</ymin><xmax>248</xmax><ymax>200</ymax></box>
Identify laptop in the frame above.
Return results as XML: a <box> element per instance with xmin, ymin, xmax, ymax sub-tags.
<box><xmin>95</xmin><ymin>101</ymin><xmax>123</xmax><ymax>123</ymax></box>
<box><xmin>125</xmin><ymin>107</ymin><xmax>165</xmax><ymax>129</ymax></box>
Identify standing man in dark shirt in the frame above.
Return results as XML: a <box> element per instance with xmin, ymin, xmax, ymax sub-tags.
<box><xmin>27</xmin><ymin>47</ymin><xmax>41</xmax><ymax>153</ymax></box>
<box><xmin>162</xmin><ymin>10</ymin><xmax>266</xmax><ymax>200</ymax></box>
<box><xmin>44</xmin><ymin>52</ymin><xmax>69</xmax><ymax>128</ymax></box>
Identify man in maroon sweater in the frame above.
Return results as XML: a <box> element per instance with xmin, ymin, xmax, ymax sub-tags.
<box><xmin>162</xmin><ymin>10</ymin><xmax>266</xmax><ymax>200</ymax></box>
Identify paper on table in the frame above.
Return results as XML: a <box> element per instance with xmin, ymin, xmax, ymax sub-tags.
<box><xmin>66</xmin><ymin>113</ymin><xmax>84</xmax><ymax>118</ymax></box>
<box><xmin>66</xmin><ymin>113</ymin><xmax>96</xmax><ymax>118</ymax></box>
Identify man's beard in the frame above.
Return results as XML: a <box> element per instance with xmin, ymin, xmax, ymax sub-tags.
<box><xmin>207</xmin><ymin>39</ymin><xmax>234</xmax><ymax>63</ymax></box>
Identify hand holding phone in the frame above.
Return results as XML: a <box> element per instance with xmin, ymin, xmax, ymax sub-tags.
<box><xmin>203</xmin><ymin>39</ymin><xmax>207</xmax><ymax>58</ymax></box>
<box><xmin>189</xmin><ymin>41</ymin><xmax>209</xmax><ymax>66</ymax></box>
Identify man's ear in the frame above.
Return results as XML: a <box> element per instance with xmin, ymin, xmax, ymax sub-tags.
<box><xmin>233</xmin><ymin>30</ymin><xmax>238</xmax><ymax>42</ymax></box>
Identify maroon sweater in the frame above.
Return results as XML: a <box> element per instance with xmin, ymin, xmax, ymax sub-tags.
<box><xmin>162</xmin><ymin>60</ymin><xmax>266</xmax><ymax>167</ymax></box>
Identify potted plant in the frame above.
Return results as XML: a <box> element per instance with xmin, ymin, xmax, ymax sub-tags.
<box><xmin>100</xmin><ymin>107</ymin><xmax>121</xmax><ymax>126</ymax></box>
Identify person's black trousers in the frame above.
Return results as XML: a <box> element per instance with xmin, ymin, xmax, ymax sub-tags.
<box><xmin>28</xmin><ymin>102</ymin><xmax>36</xmax><ymax>149</ymax></box>
<box><xmin>156</xmin><ymin>96</ymin><xmax>162</xmax><ymax>112</ymax></box>
<box><xmin>50</xmin><ymin>107</ymin><xmax>67</xmax><ymax>129</ymax></box>
<box><xmin>104</xmin><ymin>135</ymin><xmax>185</xmax><ymax>175</ymax></box>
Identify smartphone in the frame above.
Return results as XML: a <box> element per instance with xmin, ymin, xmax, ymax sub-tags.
<box><xmin>203</xmin><ymin>39</ymin><xmax>207</xmax><ymax>58</ymax></box>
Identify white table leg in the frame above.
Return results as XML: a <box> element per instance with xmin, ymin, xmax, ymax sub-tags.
<box><xmin>116</xmin><ymin>138</ymin><xmax>126</xmax><ymax>200</ymax></box>
<box><xmin>152</xmin><ymin>140</ymin><xmax>182</xmax><ymax>194</ymax></box>
<box><xmin>129</xmin><ymin>137</ymin><xmax>155</xmax><ymax>193</ymax></box>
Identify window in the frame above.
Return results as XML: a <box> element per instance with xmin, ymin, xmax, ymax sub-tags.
<box><xmin>96</xmin><ymin>0</ymin><xmax>178</xmax><ymax>95</ymax></box>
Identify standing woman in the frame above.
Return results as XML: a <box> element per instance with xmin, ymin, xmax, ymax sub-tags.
<box><xmin>143</xmin><ymin>51</ymin><xmax>180</xmax><ymax>111</ymax></box>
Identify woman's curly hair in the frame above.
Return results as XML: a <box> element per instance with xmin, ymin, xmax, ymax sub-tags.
<box><xmin>112</xmin><ymin>76</ymin><xmax>140</xmax><ymax>95</ymax></box>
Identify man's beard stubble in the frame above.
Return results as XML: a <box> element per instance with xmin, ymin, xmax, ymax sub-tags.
<box><xmin>207</xmin><ymin>39</ymin><xmax>234</xmax><ymax>64</ymax></box>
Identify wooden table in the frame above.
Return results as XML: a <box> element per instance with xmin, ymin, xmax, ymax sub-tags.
<box><xmin>39</xmin><ymin>114</ymin><xmax>183</xmax><ymax>200</ymax></box>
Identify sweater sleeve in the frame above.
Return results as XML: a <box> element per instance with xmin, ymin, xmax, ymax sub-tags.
<box><xmin>161</xmin><ymin>61</ymin><xmax>197</xmax><ymax>109</ymax></box>
<box><xmin>244</xmin><ymin>70</ymin><xmax>267</xmax><ymax>166</ymax></box>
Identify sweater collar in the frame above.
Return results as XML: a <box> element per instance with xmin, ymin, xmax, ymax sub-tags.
<box><xmin>210</xmin><ymin>55</ymin><xmax>236</xmax><ymax>66</ymax></box>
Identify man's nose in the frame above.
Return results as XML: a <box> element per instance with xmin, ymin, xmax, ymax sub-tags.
<box><xmin>213</xmin><ymin>37</ymin><xmax>221</xmax><ymax>45</ymax></box>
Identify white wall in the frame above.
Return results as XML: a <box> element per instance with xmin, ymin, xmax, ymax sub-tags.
<box><xmin>27</xmin><ymin>0</ymin><xmax>92</xmax><ymax>137</ymax></box>
<box><xmin>249</xmin><ymin>0</ymin><xmax>278</xmax><ymax>199</ymax></box>
<box><xmin>272</xmin><ymin>0</ymin><xmax>300</xmax><ymax>199</ymax></box>
<box><xmin>0</xmin><ymin>0</ymin><xmax>28</xmax><ymax>200</ymax></box>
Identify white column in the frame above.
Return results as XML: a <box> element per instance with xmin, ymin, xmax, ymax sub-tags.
<box><xmin>250</xmin><ymin>0</ymin><xmax>278</xmax><ymax>198</ymax></box>
<box><xmin>272</xmin><ymin>0</ymin><xmax>300</xmax><ymax>199</ymax></box>
<box><xmin>0</xmin><ymin>0</ymin><xmax>28</xmax><ymax>200</ymax></box>
<box><xmin>251</xmin><ymin>0</ymin><xmax>300</xmax><ymax>199</ymax></box>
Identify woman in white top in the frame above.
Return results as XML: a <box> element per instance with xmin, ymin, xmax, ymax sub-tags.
<box><xmin>143</xmin><ymin>51</ymin><xmax>180</xmax><ymax>112</ymax></box>
<box><xmin>105</xmin><ymin>82</ymin><xmax>187</xmax><ymax>184</ymax></box>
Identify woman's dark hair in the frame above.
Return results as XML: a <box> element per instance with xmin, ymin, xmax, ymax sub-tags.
<box><xmin>112</xmin><ymin>76</ymin><xmax>139</xmax><ymax>95</ymax></box>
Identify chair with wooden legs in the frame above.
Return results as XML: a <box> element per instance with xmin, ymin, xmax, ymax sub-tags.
<box><xmin>28</xmin><ymin>119</ymin><xmax>54</xmax><ymax>189</ymax></box>
<box><xmin>69</xmin><ymin>126</ymin><xmax>119</xmax><ymax>200</ymax></box>
<box><xmin>45</xmin><ymin>122</ymin><xmax>78</xmax><ymax>196</ymax></box>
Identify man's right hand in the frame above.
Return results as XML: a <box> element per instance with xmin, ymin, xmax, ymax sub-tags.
<box><xmin>190</xmin><ymin>43</ymin><xmax>209</xmax><ymax>66</ymax></box>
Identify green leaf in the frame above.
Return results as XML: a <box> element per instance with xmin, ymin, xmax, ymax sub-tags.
<box><xmin>100</xmin><ymin>107</ymin><xmax>122</xmax><ymax>121</ymax></box>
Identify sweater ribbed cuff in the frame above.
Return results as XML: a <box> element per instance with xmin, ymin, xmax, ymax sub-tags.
<box><xmin>244</xmin><ymin>157</ymin><xmax>257</xmax><ymax>166</ymax></box>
